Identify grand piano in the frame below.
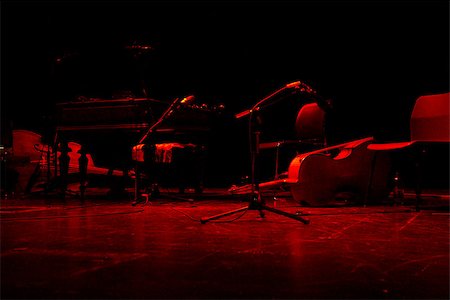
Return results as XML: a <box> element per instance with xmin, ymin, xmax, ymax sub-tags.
<box><xmin>55</xmin><ymin>96</ymin><xmax>222</xmax><ymax>197</ymax></box>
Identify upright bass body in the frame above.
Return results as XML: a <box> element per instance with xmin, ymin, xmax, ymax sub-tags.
<box><xmin>286</xmin><ymin>137</ymin><xmax>391</xmax><ymax>206</ymax></box>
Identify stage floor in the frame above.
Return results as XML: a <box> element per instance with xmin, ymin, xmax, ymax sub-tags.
<box><xmin>1</xmin><ymin>189</ymin><xmax>449</xmax><ymax>299</ymax></box>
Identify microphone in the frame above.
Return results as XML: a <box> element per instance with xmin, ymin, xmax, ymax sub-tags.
<box><xmin>287</xmin><ymin>80</ymin><xmax>316</xmax><ymax>95</ymax></box>
<box><xmin>167</xmin><ymin>95</ymin><xmax>195</xmax><ymax>117</ymax></box>
<box><xmin>180</xmin><ymin>95</ymin><xmax>195</xmax><ymax>104</ymax></box>
<box><xmin>285</xmin><ymin>81</ymin><xmax>302</xmax><ymax>89</ymax></box>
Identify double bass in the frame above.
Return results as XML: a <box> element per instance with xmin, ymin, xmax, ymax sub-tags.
<box><xmin>230</xmin><ymin>137</ymin><xmax>391</xmax><ymax>206</ymax></box>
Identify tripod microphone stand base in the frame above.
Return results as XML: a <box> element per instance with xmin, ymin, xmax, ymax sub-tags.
<box><xmin>200</xmin><ymin>194</ymin><xmax>310</xmax><ymax>224</ymax></box>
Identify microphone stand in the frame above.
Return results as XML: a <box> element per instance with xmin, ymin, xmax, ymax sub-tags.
<box><xmin>200</xmin><ymin>82</ymin><xmax>310</xmax><ymax>224</ymax></box>
<box><xmin>132</xmin><ymin>97</ymin><xmax>195</xmax><ymax>205</ymax></box>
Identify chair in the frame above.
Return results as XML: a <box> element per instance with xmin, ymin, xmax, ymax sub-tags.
<box><xmin>259</xmin><ymin>102</ymin><xmax>327</xmax><ymax>179</ymax></box>
<box><xmin>367</xmin><ymin>92</ymin><xmax>450</xmax><ymax>208</ymax></box>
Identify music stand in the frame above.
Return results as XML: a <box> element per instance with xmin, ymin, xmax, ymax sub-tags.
<box><xmin>200</xmin><ymin>81</ymin><xmax>314</xmax><ymax>224</ymax></box>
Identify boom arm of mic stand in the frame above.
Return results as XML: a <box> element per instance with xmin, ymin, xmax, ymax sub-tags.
<box><xmin>138</xmin><ymin>97</ymin><xmax>180</xmax><ymax>144</ymax></box>
<box><xmin>235</xmin><ymin>86</ymin><xmax>290</xmax><ymax>119</ymax></box>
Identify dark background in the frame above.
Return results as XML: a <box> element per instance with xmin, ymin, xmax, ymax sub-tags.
<box><xmin>2</xmin><ymin>0</ymin><xmax>449</xmax><ymax>186</ymax></box>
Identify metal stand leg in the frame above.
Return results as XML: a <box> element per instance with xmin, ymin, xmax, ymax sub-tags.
<box><xmin>200</xmin><ymin>188</ymin><xmax>309</xmax><ymax>224</ymax></box>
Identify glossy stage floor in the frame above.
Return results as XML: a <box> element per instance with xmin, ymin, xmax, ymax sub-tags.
<box><xmin>1</xmin><ymin>188</ymin><xmax>449</xmax><ymax>299</ymax></box>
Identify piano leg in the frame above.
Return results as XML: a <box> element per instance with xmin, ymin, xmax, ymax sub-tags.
<box><xmin>78</xmin><ymin>146</ymin><xmax>88</xmax><ymax>201</ymax></box>
<box><xmin>58</xmin><ymin>141</ymin><xmax>70</xmax><ymax>200</ymax></box>
<box><xmin>132</xmin><ymin>164</ymin><xmax>141</xmax><ymax>205</ymax></box>
<box><xmin>173</xmin><ymin>145</ymin><xmax>205</xmax><ymax>194</ymax></box>
<box><xmin>195</xmin><ymin>145</ymin><xmax>206</xmax><ymax>194</ymax></box>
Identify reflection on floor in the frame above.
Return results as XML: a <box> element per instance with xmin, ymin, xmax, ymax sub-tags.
<box><xmin>1</xmin><ymin>189</ymin><xmax>449</xmax><ymax>299</ymax></box>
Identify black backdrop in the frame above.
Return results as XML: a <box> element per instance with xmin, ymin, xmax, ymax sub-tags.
<box><xmin>2</xmin><ymin>1</ymin><xmax>449</xmax><ymax>186</ymax></box>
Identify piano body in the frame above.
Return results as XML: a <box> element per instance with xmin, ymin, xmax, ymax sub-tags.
<box><xmin>56</xmin><ymin>98</ymin><xmax>166</xmax><ymax>169</ymax></box>
<box><xmin>55</xmin><ymin>97</ymin><xmax>220</xmax><ymax>197</ymax></box>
